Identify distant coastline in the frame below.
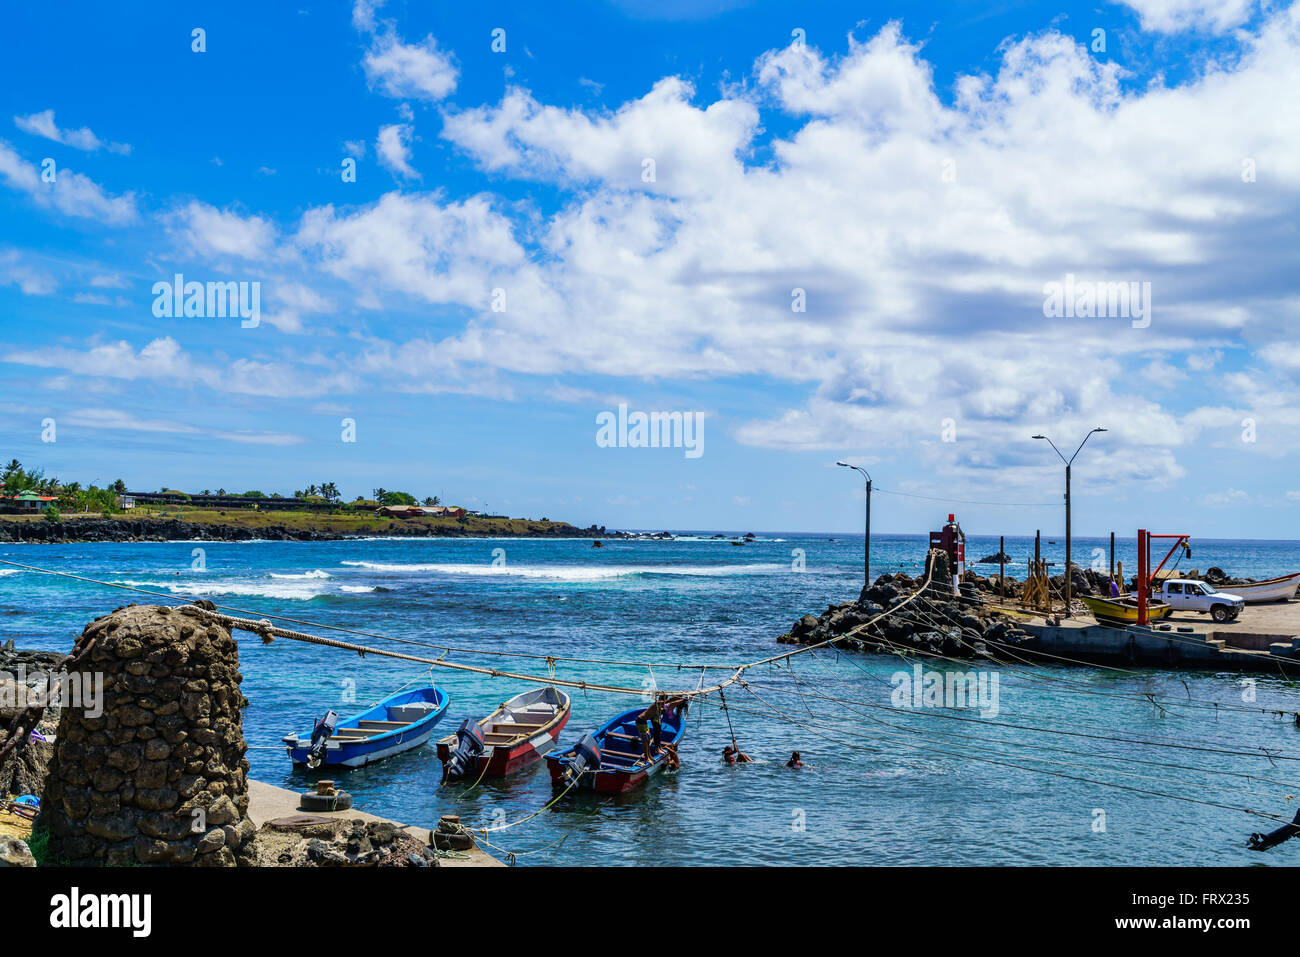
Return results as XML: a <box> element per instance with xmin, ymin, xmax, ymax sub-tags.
<box><xmin>0</xmin><ymin>512</ymin><xmax>629</xmax><ymax>544</ymax></box>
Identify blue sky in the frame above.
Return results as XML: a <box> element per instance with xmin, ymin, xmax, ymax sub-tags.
<box><xmin>1</xmin><ymin>0</ymin><xmax>1297</xmax><ymax>537</ymax></box>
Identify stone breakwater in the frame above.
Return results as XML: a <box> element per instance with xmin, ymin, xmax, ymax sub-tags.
<box><xmin>41</xmin><ymin>603</ymin><xmax>258</xmax><ymax>866</ymax></box>
<box><xmin>0</xmin><ymin>517</ymin><xmax>621</xmax><ymax>544</ymax></box>
<box><xmin>779</xmin><ymin>551</ymin><xmax>1033</xmax><ymax>658</ymax></box>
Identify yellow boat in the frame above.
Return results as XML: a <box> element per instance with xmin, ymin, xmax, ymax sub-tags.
<box><xmin>1080</xmin><ymin>595</ymin><xmax>1172</xmax><ymax>627</ymax></box>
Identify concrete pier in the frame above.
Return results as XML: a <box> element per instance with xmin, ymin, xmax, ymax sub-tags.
<box><xmin>247</xmin><ymin>779</ymin><xmax>504</xmax><ymax>867</ymax></box>
<box><xmin>1011</xmin><ymin>602</ymin><xmax>1300</xmax><ymax>672</ymax></box>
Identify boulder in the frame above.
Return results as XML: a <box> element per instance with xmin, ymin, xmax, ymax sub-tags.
<box><xmin>0</xmin><ymin>835</ymin><xmax>35</xmax><ymax>867</ymax></box>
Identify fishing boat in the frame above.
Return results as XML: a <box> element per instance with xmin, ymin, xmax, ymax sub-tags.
<box><xmin>544</xmin><ymin>704</ymin><xmax>685</xmax><ymax>794</ymax></box>
<box><xmin>436</xmin><ymin>687</ymin><xmax>571</xmax><ymax>781</ymax></box>
<box><xmin>1079</xmin><ymin>595</ymin><xmax>1173</xmax><ymax>627</ymax></box>
<box><xmin>282</xmin><ymin>686</ymin><xmax>448</xmax><ymax>768</ymax></box>
<box><xmin>1193</xmin><ymin>572</ymin><xmax>1300</xmax><ymax>604</ymax></box>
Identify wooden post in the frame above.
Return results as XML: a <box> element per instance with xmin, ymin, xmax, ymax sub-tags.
<box><xmin>1109</xmin><ymin>531</ymin><xmax>1115</xmax><ymax>582</ymax></box>
<box><xmin>1137</xmin><ymin>529</ymin><xmax>1148</xmax><ymax>626</ymax></box>
<box><xmin>999</xmin><ymin>535</ymin><xmax>1005</xmax><ymax>599</ymax></box>
<box><xmin>1035</xmin><ymin>530</ymin><xmax>1041</xmax><ymax>607</ymax></box>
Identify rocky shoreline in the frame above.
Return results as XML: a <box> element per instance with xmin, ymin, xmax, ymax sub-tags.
<box><xmin>779</xmin><ymin>551</ymin><xmax>1035</xmax><ymax>658</ymax></box>
<box><xmin>0</xmin><ymin>517</ymin><xmax>631</xmax><ymax>544</ymax></box>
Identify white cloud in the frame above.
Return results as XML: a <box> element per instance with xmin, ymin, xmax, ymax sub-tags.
<box><xmin>1201</xmin><ymin>486</ymin><xmax>1252</xmax><ymax>506</ymax></box>
<box><xmin>376</xmin><ymin>123</ymin><xmax>419</xmax><ymax>179</ymax></box>
<box><xmin>366</xmin><ymin>11</ymin><xmax>1300</xmax><ymax>483</ymax></box>
<box><xmin>167</xmin><ymin>201</ymin><xmax>278</xmax><ymax>260</ymax></box>
<box><xmin>362</xmin><ymin>31</ymin><xmax>458</xmax><ymax>102</ymax></box>
<box><xmin>1119</xmin><ymin>0</ymin><xmax>1256</xmax><ymax>34</ymax></box>
<box><xmin>442</xmin><ymin>78</ymin><xmax>759</xmax><ymax>196</ymax></box>
<box><xmin>4</xmin><ymin>337</ymin><xmax>357</xmax><ymax>399</ymax></box>
<box><xmin>352</xmin><ymin>0</ymin><xmax>383</xmax><ymax>33</ymax></box>
<box><xmin>62</xmin><ymin>408</ymin><xmax>304</xmax><ymax>446</ymax></box>
<box><xmin>0</xmin><ymin>250</ymin><xmax>57</xmax><ymax>296</ymax></box>
<box><xmin>14</xmin><ymin>109</ymin><xmax>130</xmax><ymax>154</ymax></box>
<box><xmin>295</xmin><ymin>191</ymin><xmax>527</xmax><ymax>307</ymax></box>
<box><xmin>260</xmin><ymin>281</ymin><xmax>336</xmax><ymax>334</ymax></box>
<box><xmin>0</xmin><ymin>141</ymin><xmax>137</xmax><ymax>224</ymax></box>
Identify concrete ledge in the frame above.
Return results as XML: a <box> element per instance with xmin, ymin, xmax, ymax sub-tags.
<box><xmin>247</xmin><ymin>779</ymin><xmax>503</xmax><ymax>867</ymax></box>
<box><xmin>1012</xmin><ymin>620</ymin><xmax>1300</xmax><ymax>672</ymax></box>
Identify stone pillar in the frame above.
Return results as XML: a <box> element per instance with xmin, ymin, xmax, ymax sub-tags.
<box><xmin>41</xmin><ymin>604</ymin><xmax>257</xmax><ymax>866</ymax></box>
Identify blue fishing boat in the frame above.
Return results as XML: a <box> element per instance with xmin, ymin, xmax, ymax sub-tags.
<box><xmin>545</xmin><ymin>704</ymin><xmax>685</xmax><ymax>793</ymax></box>
<box><xmin>282</xmin><ymin>686</ymin><xmax>449</xmax><ymax>768</ymax></box>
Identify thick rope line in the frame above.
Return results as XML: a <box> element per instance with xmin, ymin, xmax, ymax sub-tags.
<box><xmin>206</xmin><ymin>610</ymin><xmax>698</xmax><ymax>697</ymax></box>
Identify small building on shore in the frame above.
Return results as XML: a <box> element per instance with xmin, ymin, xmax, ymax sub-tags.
<box><xmin>0</xmin><ymin>490</ymin><xmax>58</xmax><ymax>512</ymax></box>
<box><xmin>376</xmin><ymin>504</ymin><xmax>467</xmax><ymax>519</ymax></box>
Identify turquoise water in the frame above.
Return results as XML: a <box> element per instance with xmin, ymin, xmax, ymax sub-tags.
<box><xmin>3</xmin><ymin>532</ymin><xmax>1300</xmax><ymax>866</ymax></box>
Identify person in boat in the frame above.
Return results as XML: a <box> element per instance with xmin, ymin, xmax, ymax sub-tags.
<box><xmin>663</xmin><ymin>741</ymin><xmax>680</xmax><ymax>771</ymax></box>
<box><xmin>786</xmin><ymin>751</ymin><xmax>803</xmax><ymax>769</ymax></box>
<box><xmin>639</xmin><ymin>694</ymin><xmax>690</xmax><ymax>759</ymax></box>
<box><xmin>722</xmin><ymin>745</ymin><xmax>752</xmax><ymax>764</ymax></box>
<box><xmin>1108</xmin><ymin>579</ymin><xmax>1121</xmax><ymax>598</ymax></box>
<box><xmin>635</xmin><ymin>713</ymin><xmax>653</xmax><ymax>762</ymax></box>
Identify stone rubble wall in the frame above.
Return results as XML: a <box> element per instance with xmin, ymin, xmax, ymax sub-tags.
<box><xmin>41</xmin><ymin>604</ymin><xmax>257</xmax><ymax>866</ymax></box>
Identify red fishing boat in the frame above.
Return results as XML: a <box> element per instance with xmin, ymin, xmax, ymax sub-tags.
<box><xmin>437</xmin><ymin>687</ymin><xmax>570</xmax><ymax>781</ymax></box>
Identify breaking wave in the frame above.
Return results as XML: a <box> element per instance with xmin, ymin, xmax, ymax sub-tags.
<box><xmin>339</xmin><ymin>561</ymin><xmax>787</xmax><ymax>581</ymax></box>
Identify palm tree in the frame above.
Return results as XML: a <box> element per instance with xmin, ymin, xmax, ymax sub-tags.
<box><xmin>372</xmin><ymin>487</ymin><xmax>388</xmax><ymax>503</ymax></box>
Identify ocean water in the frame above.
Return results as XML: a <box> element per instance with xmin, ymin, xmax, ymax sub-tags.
<box><xmin>3</xmin><ymin>532</ymin><xmax>1300</xmax><ymax>866</ymax></box>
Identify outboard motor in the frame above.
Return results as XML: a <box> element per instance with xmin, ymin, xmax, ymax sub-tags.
<box><xmin>1248</xmin><ymin>809</ymin><xmax>1300</xmax><ymax>851</ymax></box>
<box><xmin>306</xmin><ymin>710</ymin><xmax>338</xmax><ymax>769</ymax></box>
<box><xmin>443</xmin><ymin>718</ymin><xmax>487</xmax><ymax>782</ymax></box>
<box><xmin>563</xmin><ymin>733</ymin><xmax>602</xmax><ymax>787</ymax></box>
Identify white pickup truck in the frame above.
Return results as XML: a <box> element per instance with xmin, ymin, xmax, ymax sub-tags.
<box><xmin>1158</xmin><ymin>579</ymin><xmax>1246</xmax><ymax>622</ymax></box>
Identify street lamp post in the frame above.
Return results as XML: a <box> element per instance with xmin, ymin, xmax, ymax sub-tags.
<box><xmin>836</xmin><ymin>462</ymin><xmax>872</xmax><ymax>589</ymax></box>
<box><xmin>1031</xmin><ymin>429</ymin><xmax>1107</xmax><ymax>618</ymax></box>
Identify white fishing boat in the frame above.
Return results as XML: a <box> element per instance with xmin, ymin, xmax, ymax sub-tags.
<box><xmin>1194</xmin><ymin>572</ymin><xmax>1300</xmax><ymax>604</ymax></box>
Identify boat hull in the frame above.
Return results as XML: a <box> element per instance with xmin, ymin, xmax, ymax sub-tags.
<box><xmin>1200</xmin><ymin>573</ymin><xmax>1300</xmax><ymax>604</ymax></box>
<box><xmin>1080</xmin><ymin>596</ymin><xmax>1173</xmax><ymax>627</ymax></box>
<box><xmin>545</xmin><ymin>705</ymin><xmax>685</xmax><ymax>794</ymax></box>
<box><xmin>544</xmin><ymin>754</ymin><xmax>662</xmax><ymax>794</ymax></box>
<box><xmin>437</xmin><ymin>702</ymin><xmax>571</xmax><ymax>777</ymax></box>
<box><xmin>436</xmin><ymin>686</ymin><xmax>569</xmax><ymax>780</ymax></box>
<box><xmin>284</xmin><ymin>686</ymin><xmax>449</xmax><ymax>768</ymax></box>
<box><xmin>288</xmin><ymin>724</ymin><xmax>439</xmax><ymax>767</ymax></box>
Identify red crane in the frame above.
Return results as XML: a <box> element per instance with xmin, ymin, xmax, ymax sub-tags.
<box><xmin>1136</xmin><ymin>529</ymin><xmax>1191</xmax><ymax>625</ymax></box>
